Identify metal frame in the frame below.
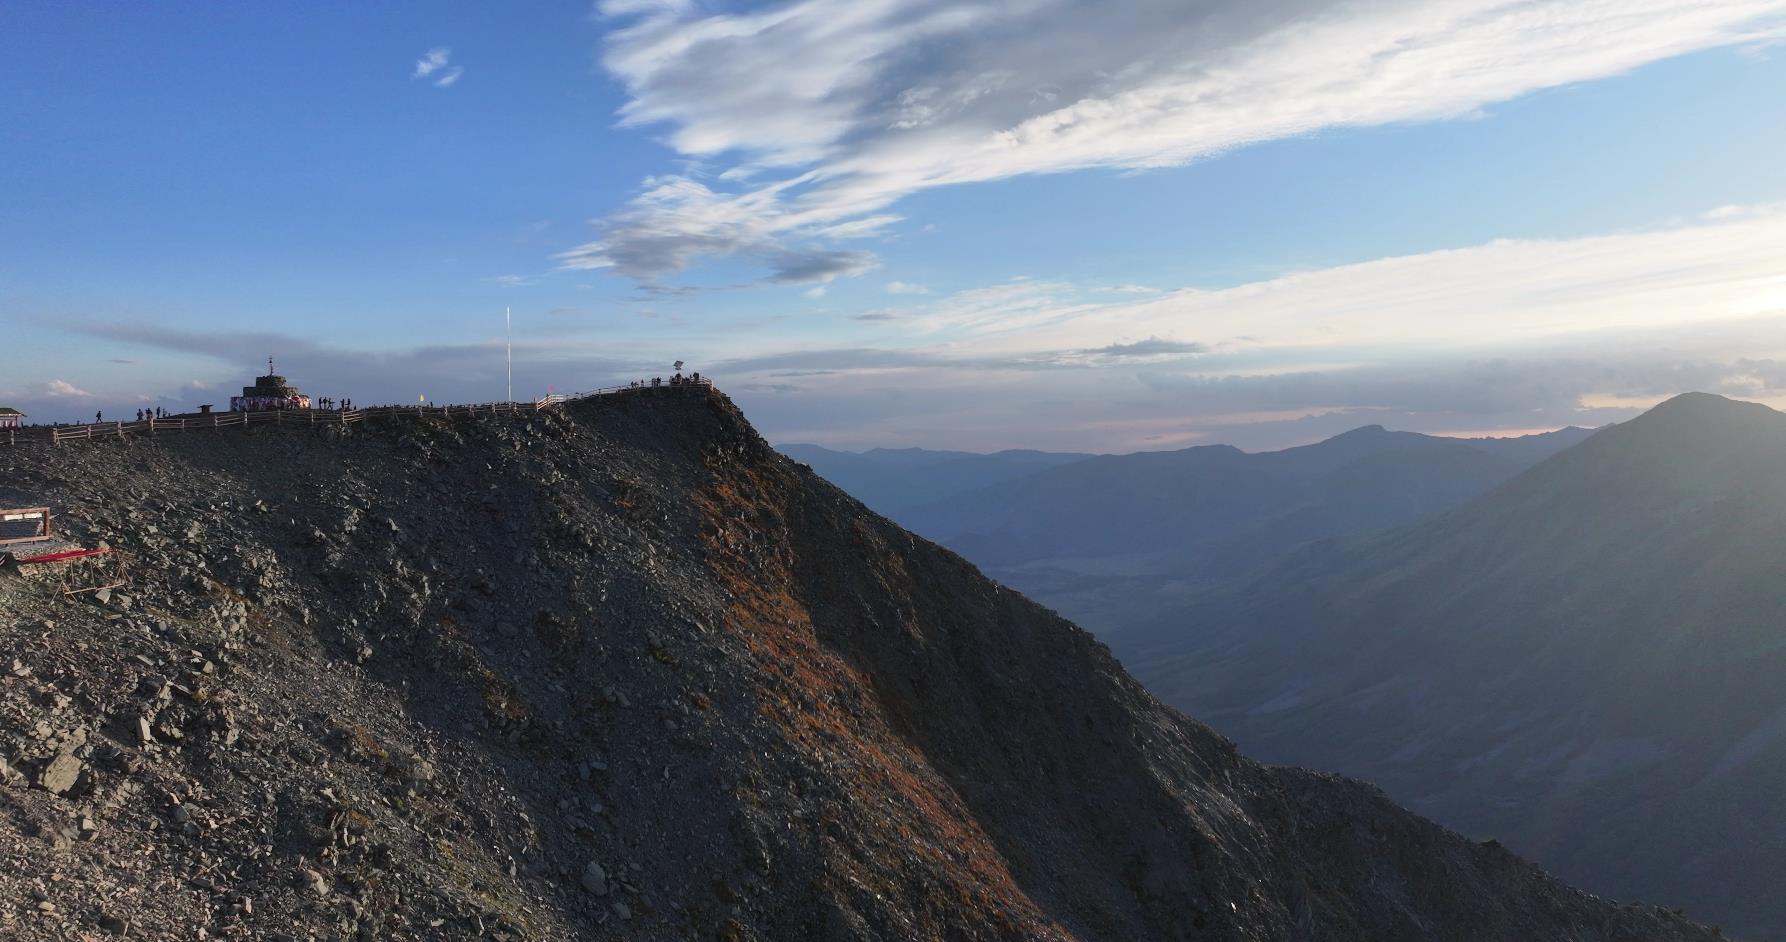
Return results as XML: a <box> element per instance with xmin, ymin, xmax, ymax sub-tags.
<box><xmin>0</xmin><ymin>507</ymin><xmax>51</xmax><ymax>546</ymax></box>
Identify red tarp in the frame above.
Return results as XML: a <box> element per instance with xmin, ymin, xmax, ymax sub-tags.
<box><xmin>15</xmin><ymin>547</ymin><xmax>110</xmax><ymax>565</ymax></box>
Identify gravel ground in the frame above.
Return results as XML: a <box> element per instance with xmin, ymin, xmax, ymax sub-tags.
<box><xmin>0</xmin><ymin>388</ymin><xmax>1731</xmax><ymax>941</ymax></box>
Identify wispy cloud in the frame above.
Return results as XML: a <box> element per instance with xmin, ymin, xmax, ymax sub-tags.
<box><xmin>413</xmin><ymin>47</ymin><xmax>463</xmax><ymax>87</ymax></box>
<box><xmin>413</xmin><ymin>47</ymin><xmax>449</xmax><ymax>77</ymax></box>
<box><xmin>577</xmin><ymin>0</ymin><xmax>1786</xmax><ymax>288</ymax></box>
<box><xmin>44</xmin><ymin>379</ymin><xmax>94</xmax><ymax>399</ymax></box>
<box><xmin>1090</xmin><ymin>338</ymin><xmax>1206</xmax><ymax>358</ymax></box>
<box><xmin>41</xmin><ymin>206</ymin><xmax>1786</xmax><ymax>449</ymax></box>
<box><xmin>709</xmin><ymin>204</ymin><xmax>1786</xmax><ymax>450</ymax></box>
<box><xmin>553</xmin><ymin>176</ymin><xmax>879</xmax><ymax>286</ymax></box>
<box><xmin>885</xmin><ymin>281</ymin><xmax>929</xmax><ymax>295</ymax></box>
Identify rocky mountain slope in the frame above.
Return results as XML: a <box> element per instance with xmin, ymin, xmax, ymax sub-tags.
<box><xmin>1116</xmin><ymin>393</ymin><xmax>1786</xmax><ymax>939</ymax></box>
<box><xmin>0</xmin><ymin>388</ymin><xmax>1718</xmax><ymax>940</ymax></box>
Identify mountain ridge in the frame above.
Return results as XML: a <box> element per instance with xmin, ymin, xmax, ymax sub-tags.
<box><xmin>0</xmin><ymin>388</ymin><xmax>1719</xmax><ymax>941</ymax></box>
<box><xmin>1115</xmin><ymin>392</ymin><xmax>1786</xmax><ymax>938</ymax></box>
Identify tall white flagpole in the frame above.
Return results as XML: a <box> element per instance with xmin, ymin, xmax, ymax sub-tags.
<box><xmin>505</xmin><ymin>306</ymin><xmax>513</xmax><ymax>402</ymax></box>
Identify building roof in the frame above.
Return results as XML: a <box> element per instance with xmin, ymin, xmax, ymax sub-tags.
<box><xmin>0</xmin><ymin>407</ymin><xmax>24</xmax><ymax>416</ymax></box>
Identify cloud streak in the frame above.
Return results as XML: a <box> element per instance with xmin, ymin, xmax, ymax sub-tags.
<box><xmin>708</xmin><ymin>204</ymin><xmax>1786</xmax><ymax>449</ymax></box>
<box><xmin>578</xmin><ymin>0</ymin><xmax>1786</xmax><ymax>286</ymax></box>
<box><xmin>37</xmin><ymin>207</ymin><xmax>1786</xmax><ymax>450</ymax></box>
<box><xmin>44</xmin><ymin>379</ymin><xmax>94</xmax><ymax>400</ymax></box>
<box><xmin>413</xmin><ymin>47</ymin><xmax>463</xmax><ymax>87</ymax></box>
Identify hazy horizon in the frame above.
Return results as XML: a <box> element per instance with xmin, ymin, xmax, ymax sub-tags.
<box><xmin>5</xmin><ymin>2</ymin><xmax>1785</xmax><ymax>451</ymax></box>
<box><xmin>779</xmin><ymin>414</ymin><xmax>1611</xmax><ymax>456</ymax></box>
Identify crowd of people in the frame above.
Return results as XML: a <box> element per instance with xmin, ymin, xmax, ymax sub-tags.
<box><xmin>628</xmin><ymin>372</ymin><xmax>704</xmax><ymax>389</ymax></box>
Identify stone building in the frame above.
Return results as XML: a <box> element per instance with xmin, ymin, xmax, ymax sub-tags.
<box><xmin>229</xmin><ymin>358</ymin><xmax>312</xmax><ymax>412</ymax></box>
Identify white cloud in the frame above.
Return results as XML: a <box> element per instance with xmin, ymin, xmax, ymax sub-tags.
<box><xmin>413</xmin><ymin>48</ymin><xmax>461</xmax><ymax>86</ymax></box>
<box><xmin>884</xmin><ymin>281</ymin><xmax>929</xmax><ymax>295</ymax></box>
<box><xmin>578</xmin><ymin>0</ymin><xmax>1786</xmax><ymax>286</ymax></box>
<box><xmin>841</xmin><ymin>204</ymin><xmax>1786</xmax><ymax>358</ymax></box>
<box><xmin>44</xmin><ymin>379</ymin><xmax>93</xmax><ymax>399</ymax></box>
<box><xmin>413</xmin><ymin>47</ymin><xmax>450</xmax><ymax>78</ymax></box>
<box><xmin>553</xmin><ymin>175</ymin><xmax>878</xmax><ymax>285</ymax></box>
<box><xmin>704</xmin><ymin>204</ymin><xmax>1786</xmax><ymax>450</ymax></box>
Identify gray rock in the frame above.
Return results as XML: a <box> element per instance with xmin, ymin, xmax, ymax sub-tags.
<box><xmin>302</xmin><ymin>868</ymin><xmax>330</xmax><ymax>897</ymax></box>
<box><xmin>581</xmin><ymin>861</ymin><xmax>609</xmax><ymax>896</ymax></box>
<box><xmin>38</xmin><ymin>752</ymin><xmax>82</xmax><ymax>795</ymax></box>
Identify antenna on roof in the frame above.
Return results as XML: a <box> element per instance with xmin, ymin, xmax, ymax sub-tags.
<box><xmin>505</xmin><ymin>307</ymin><xmax>513</xmax><ymax>403</ymax></box>
<box><xmin>267</xmin><ymin>356</ymin><xmax>274</xmax><ymax>375</ymax></box>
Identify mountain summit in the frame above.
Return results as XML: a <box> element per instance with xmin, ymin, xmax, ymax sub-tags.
<box><xmin>1119</xmin><ymin>392</ymin><xmax>1786</xmax><ymax>937</ymax></box>
<box><xmin>0</xmin><ymin>389</ymin><xmax>1718</xmax><ymax>940</ymax></box>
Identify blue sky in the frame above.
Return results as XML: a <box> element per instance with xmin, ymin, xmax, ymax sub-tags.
<box><xmin>3</xmin><ymin>1</ymin><xmax>1785</xmax><ymax>450</ymax></box>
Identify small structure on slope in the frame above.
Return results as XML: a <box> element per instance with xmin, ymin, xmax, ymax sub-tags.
<box><xmin>0</xmin><ymin>407</ymin><xmax>23</xmax><ymax>429</ymax></box>
<box><xmin>230</xmin><ymin>357</ymin><xmax>312</xmax><ymax>412</ymax></box>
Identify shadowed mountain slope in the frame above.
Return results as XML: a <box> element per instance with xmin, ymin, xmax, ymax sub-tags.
<box><xmin>775</xmin><ymin>443</ymin><xmax>1093</xmax><ymax>522</ymax></box>
<box><xmin>1118</xmin><ymin>392</ymin><xmax>1786</xmax><ymax>939</ymax></box>
<box><xmin>874</xmin><ymin>424</ymin><xmax>1590</xmax><ymax>633</ymax></box>
<box><xmin>0</xmin><ymin>389</ymin><xmax>1712</xmax><ymax>940</ymax></box>
<box><xmin>903</xmin><ymin>424</ymin><xmax>1592</xmax><ymax>566</ymax></box>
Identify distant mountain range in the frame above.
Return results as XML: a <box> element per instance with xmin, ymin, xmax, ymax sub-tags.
<box><xmin>1112</xmin><ymin>393</ymin><xmax>1786</xmax><ymax>939</ymax></box>
<box><xmin>783</xmin><ymin>422</ymin><xmax>1597</xmax><ymax>633</ymax></box>
<box><xmin>777</xmin><ymin>443</ymin><xmax>1092</xmax><ymax>518</ymax></box>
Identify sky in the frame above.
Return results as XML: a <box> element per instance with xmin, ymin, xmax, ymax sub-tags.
<box><xmin>2</xmin><ymin>0</ymin><xmax>1785</xmax><ymax>452</ymax></box>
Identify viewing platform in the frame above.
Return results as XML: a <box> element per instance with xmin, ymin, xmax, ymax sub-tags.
<box><xmin>1</xmin><ymin>376</ymin><xmax>715</xmax><ymax>448</ymax></box>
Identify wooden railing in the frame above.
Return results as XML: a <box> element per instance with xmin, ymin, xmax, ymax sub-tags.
<box><xmin>1</xmin><ymin>379</ymin><xmax>713</xmax><ymax>447</ymax></box>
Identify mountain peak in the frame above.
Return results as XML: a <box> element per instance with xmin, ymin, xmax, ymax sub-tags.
<box><xmin>1646</xmin><ymin>390</ymin><xmax>1736</xmax><ymax>412</ymax></box>
<box><xmin>1610</xmin><ymin>392</ymin><xmax>1784</xmax><ymax>448</ymax></box>
<box><xmin>1639</xmin><ymin>391</ymin><xmax>1766</xmax><ymax>420</ymax></box>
